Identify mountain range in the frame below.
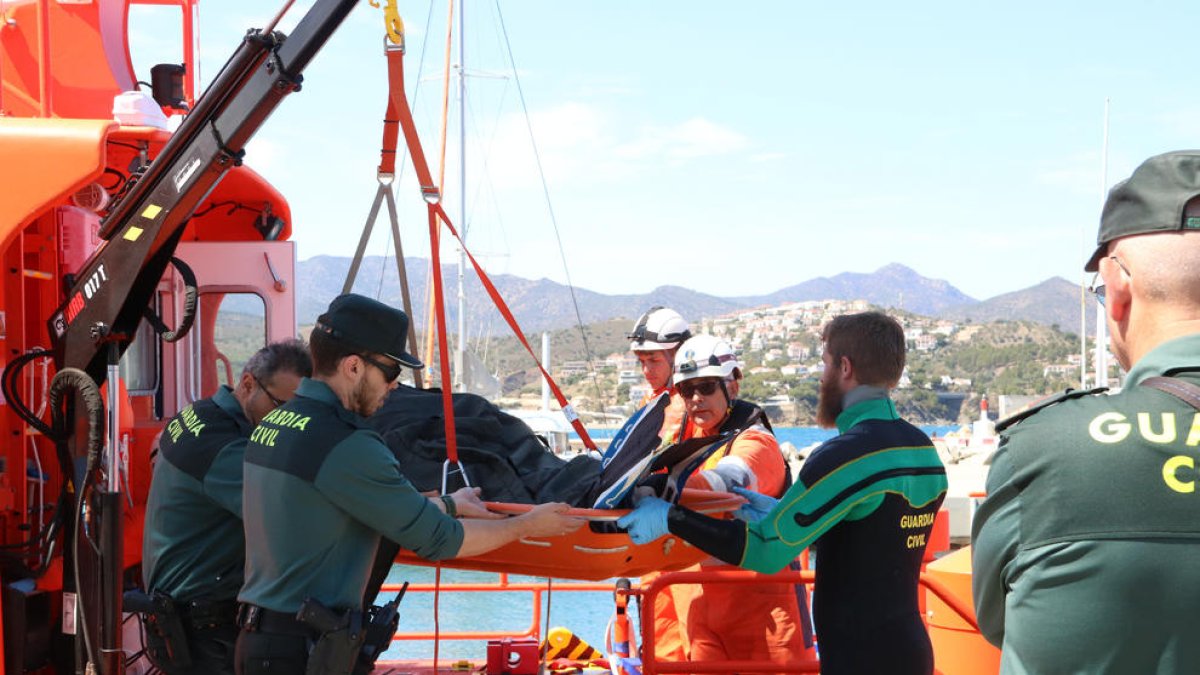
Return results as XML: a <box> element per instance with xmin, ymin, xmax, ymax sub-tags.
<box><xmin>297</xmin><ymin>256</ymin><xmax>1093</xmax><ymax>336</ymax></box>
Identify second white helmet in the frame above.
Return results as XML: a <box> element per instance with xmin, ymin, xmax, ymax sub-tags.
<box><xmin>628</xmin><ymin>306</ymin><xmax>691</xmax><ymax>352</ymax></box>
<box><xmin>673</xmin><ymin>334</ymin><xmax>739</xmax><ymax>383</ymax></box>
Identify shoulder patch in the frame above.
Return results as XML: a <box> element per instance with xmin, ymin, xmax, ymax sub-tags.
<box><xmin>995</xmin><ymin>387</ymin><xmax>1108</xmax><ymax>432</ymax></box>
<box><xmin>159</xmin><ymin>397</ymin><xmax>246</xmax><ymax>481</ymax></box>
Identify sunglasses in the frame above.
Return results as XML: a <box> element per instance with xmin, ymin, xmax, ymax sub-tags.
<box><xmin>678</xmin><ymin>379</ymin><xmax>721</xmax><ymax>398</ymax></box>
<box><xmin>359</xmin><ymin>353</ymin><xmax>403</xmax><ymax>383</ymax></box>
<box><xmin>1088</xmin><ymin>255</ymin><xmax>1131</xmax><ymax>307</ymax></box>
<box><xmin>252</xmin><ymin>374</ymin><xmax>286</xmax><ymax>408</ymax></box>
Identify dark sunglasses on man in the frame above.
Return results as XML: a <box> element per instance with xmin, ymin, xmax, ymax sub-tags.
<box><xmin>678</xmin><ymin>379</ymin><xmax>722</xmax><ymax>398</ymax></box>
<box><xmin>359</xmin><ymin>353</ymin><xmax>403</xmax><ymax>383</ymax></box>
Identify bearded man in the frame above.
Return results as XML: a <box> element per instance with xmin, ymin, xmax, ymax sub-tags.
<box><xmin>620</xmin><ymin>310</ymin><xmax>947</xmax><ymax>675</ymax></box>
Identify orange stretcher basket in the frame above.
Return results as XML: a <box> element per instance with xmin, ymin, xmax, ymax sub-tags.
<box><xmin>393</xmin><ymin>489</ymin><xmax>744</xmax><ymax>581</ymax></box>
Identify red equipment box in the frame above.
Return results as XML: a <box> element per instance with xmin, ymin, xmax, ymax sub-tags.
<box><xmin>486</xmin><ymin>637</ymin><xmax>540</xmax><ymax>674</ymax></box>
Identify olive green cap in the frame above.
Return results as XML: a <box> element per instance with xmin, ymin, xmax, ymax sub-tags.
<box><xmin>314</xmin><ymin>293</ymin><xmax>423</xmax><ymax>369</ymax></box>
<box><xmin>1087</xmin><ymin>150</ymin><xmax>1200</xmax><ymax>271</ymax></box>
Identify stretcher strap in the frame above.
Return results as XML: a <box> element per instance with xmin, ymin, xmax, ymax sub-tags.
<box><xmin>388</xmin><ymin>33</ymin><xmax>598</xmax><ymax>455</ymax></box>
<box><xmin>426</xmin><ymin>206</ymin><xmax>460</xmax><ymax>461</ymax></box>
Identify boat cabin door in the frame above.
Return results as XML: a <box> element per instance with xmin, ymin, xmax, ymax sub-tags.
<box><xmin>142</xmin><ymin>241</ymin><xmax>296</xmax><ymax>419</ymax></box>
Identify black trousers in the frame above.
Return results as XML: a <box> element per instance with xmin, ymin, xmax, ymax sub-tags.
<box><xmin>234</xmin><ymin>627</ymin><xmax>311</xmax><ymax>675</ymax></box>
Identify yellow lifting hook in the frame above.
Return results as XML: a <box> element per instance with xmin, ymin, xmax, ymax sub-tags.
<box><xmin>369</xmin><ymin>0</ymin><xmax>405</xmax><ymax>48</ymax></box>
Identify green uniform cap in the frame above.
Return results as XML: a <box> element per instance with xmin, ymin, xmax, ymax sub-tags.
<box><xmin>315</xmin><ymin>293</ymin><xmax>423</xmax><ymax>369</ymax></box>
<box><xmin>1087</xmin><ymin>150</ymin><xmax>1200</xmax><ymax>272</ymax></box>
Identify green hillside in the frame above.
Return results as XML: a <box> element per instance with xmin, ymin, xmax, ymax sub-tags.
<box><xmin>479</xmin><ymin>308</ymin><xmax>1085</xmax><ymax>426</ymax></box>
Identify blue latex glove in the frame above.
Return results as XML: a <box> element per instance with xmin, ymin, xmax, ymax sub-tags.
<box><xmin>731</xmin><ymin>486</ymin><xmax>779</xmax><ymax>523</ymax></box>
<box><xmin>617</xmin><ymin>497</ymin><xmax>671</xmax><ymax>544</ymax></box>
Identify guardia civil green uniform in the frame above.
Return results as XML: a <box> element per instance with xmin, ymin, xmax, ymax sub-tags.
<box><xmin>972</xmin><ymin>334</ymin><xmax>1200</xmax><ymax>674</ymax></box>
<box><xmin>236</xmin><ymin>293</ymin><xmax>435</xmax><ymax>674</ymax></box>
<box><xmin>143</xmin><ymin>385</ymin><xmax>249</xmax><ymax>674</ymax></box>
<box><xmin>665</xmin><ymin>392</ymin><xmax>948</xmax><ymax>675</ymax></box>
<box><xmin>239</xmin><ymin>378</ymin><xmax>463</xmax><ymax>614</ymax></box>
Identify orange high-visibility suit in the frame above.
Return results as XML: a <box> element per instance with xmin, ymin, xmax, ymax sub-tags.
<box><xmin>639</xmin><ymin>386</ymin><xmax>692</xmax><ymax>663</ymax></box>
<box><xmin>655</xmin><ymin>421</ymin><xmax>813</xmax><ymax>671</ymax></box>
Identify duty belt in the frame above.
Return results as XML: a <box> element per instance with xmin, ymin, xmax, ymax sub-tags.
<box><xmin>178</xmin><ymin>597</ymin><xmax>238</xmax><ymax>630</ymax></box>
<box><xmin>237</xmin><ymin>604</ymin><xmax>319</xmax><ymax>637</ymax></box>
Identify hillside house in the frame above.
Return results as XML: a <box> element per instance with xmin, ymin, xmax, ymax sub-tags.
<box><xmin>1043</xmin><ymin>364</ymin><xmax>1076</xmax><ymax>377</ymax></box>
<box><xmin>558</xmin><ymin>361</ymin><xmax>589</xmax><ymax>377</ymax></box>
<box><xmin>913</xmin><ymin>333</ymin><xmax>938</xmax><ymax>351</ymax></box>
<box><xmin>628</xmin><ymin>383</ymin><xmax>651</xmax><ymax>405</ymax></box>
<box><xmin>618</xmin><ymin>369</ymin><xmax>642</xmax><ymax>385</ymax></box>
<box><xmin>787</xmin><ymin>342</ymin><xmax>811</xmax><ymax>359</ymax></box>
<box><xmin>603</xmin><ymin>352</ymin><xmax>626</xmax><ymax>369</ymax></box>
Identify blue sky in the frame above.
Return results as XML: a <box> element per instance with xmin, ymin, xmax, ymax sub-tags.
<box><xmin>129</xmin><ymin>1</ymin><xmax>1200</xmax><ymax>301</ymax></box>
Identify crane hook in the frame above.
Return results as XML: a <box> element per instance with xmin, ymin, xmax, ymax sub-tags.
<box><xmin>368</xmin><ymin>0</ymin><xmax>405</xmax><ymax>48</ymax></box>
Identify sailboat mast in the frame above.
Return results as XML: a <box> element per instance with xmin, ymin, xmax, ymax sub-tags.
<box><xmin>454</xmin><ymin>0</ymin><xmax>468</xmax><ymax>392</ymax></box>
<box><xmin>1093</xmin><ymin>98</ymin><xmax>1111</xmax><ymax>388</ymax></box>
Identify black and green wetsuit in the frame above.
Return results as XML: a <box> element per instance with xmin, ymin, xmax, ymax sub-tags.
<box><xmin>143</xmin><ymin>385</ymin><xmax>250</xmax><ymax>675</ymax></box>
<box><xmin>666</xmin><ymin>394</ymin><xmax>947</xmax><ymax>675</ymax></box>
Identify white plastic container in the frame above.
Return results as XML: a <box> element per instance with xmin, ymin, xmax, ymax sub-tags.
<box><xmin>112</xmin><ymin>90</ymin><xmax>170</xmax><ymax>130</ymax></box>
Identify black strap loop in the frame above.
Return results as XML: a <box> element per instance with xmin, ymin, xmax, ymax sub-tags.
<box><xmin>142</xmin><ymin>256</ymin><xmax>198</xmax><ymax>343</ymax></box>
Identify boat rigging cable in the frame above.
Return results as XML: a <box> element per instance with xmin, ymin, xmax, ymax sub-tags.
<box><xmin>491</xmin><ymin>0</ymin><xmax>609</xmax><ymax>414</ymax></box>
<box><xmin>408</xmin><ymin>0</ymin><xmax>605</xmax><ymax>410</ymax></box>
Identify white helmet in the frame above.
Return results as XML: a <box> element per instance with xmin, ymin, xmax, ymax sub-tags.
<box><xmin>628</xmin><ymin>306</ymin><xmax>691</xmax><ymax>352</ymax></box>
<box><xmin>673</xmin><ymin>334</ymin><xmax>739</xmax><ymax>383</ymax></box>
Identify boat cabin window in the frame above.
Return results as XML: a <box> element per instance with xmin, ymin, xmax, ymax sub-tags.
<box><xmin>190</xmin><ymin>291</ymin><xmax>267</xmax><ymax>401</ymax></box>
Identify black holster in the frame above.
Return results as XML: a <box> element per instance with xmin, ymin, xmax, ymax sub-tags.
<box><xmin>353</xmin><ymin>584</ymin><xmax>407</xmax><ymax>675</ymax></box>
<box><xmin>296</xmin><ymin>598</ymin><xmax>365</xmax><ymax>675</ymax></box>
<box><xmin>124</xmin><ymin>589</ymin><xmax>193</xmax><ymax>670</ymax></box>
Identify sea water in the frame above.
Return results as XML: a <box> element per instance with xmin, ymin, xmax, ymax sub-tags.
<box><xmin>382</xmin><ymin>425</ymin><xmax>958</xmax><ymax>661</ymax></box>
<box><xmin>379</xmin><ymin>565</ymin><xmax>616</xmax><ymax>661</ymax></box>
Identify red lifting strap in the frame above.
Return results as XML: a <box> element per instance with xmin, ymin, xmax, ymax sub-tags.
<box><xmin>377</xmin><ymin>47</ymin><xmax>400</xmax><ymax>177</ymax></box>
<box><xmin>431</xmin><ymin>202</ymin><xmax>599</xmax><ymax>452</ymax></box>
<box><xmin>383</xmin><ymin>37</ymin><xmax>599</xmax><ymax>458</ymax></box>
<box><xmin>384</xmin><ymin>43</ymin><xmax>458</xmax><ymax>461</ymax></box>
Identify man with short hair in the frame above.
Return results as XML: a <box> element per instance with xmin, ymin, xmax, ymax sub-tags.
<box><xmin>627</xmin><ymin>305</ymin><xmax>692</xmax><ymax>437</ymax></box>
<box><xmin>973</xmin><ymin>150</ymin><xmax>1200</xmax><ymax>673</ymax></box>
<box><xmin>142</xmin><ymin>339</ymin><xmax>312</xmax><ymax>675</ymax></box>
<box><xmin>620</xmin><ymin>311</ymin><xmax>947</xmax><ymax>675</ymax></box>
<box><xmin>235</xmin><ymin>293</ymin><xmax>583</xmax><ymax>675</ymax></box>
